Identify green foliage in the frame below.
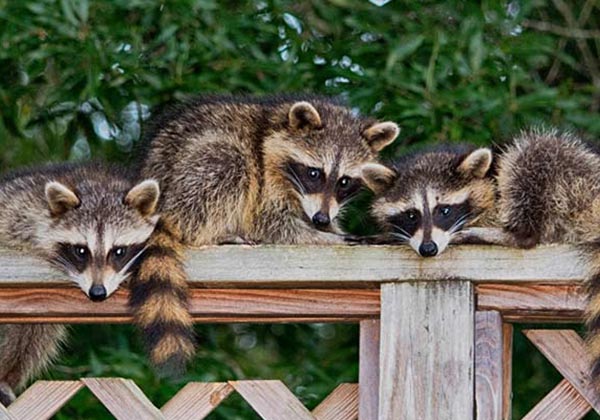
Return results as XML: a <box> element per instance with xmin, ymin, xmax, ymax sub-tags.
<box><xmin>0</xmin><ymin>0</ymin><xmax>599</xmax><ymax>417</ymax></box>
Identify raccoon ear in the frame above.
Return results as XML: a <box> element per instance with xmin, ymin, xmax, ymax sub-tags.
<box><xmin>361</xmin><ymin>163</ymin><xmax>396</xmax><ymax>194</ymax></box>
<box><xmin>363</xmin><ymin>122</ymin><xmax>400</xmax><ymax>152</ymax></box>
<box><xmin>45</xmin><ymin>181</ymin><xmax>80</xmax><ymax>216</ymax></box>
<box><xmin>289</xmin><ymin>101</ymin><xmax>322</xmax><ymax>130</ymax></box>
<box><xmin>457</xmin><ymin>148</ymin><xmax>493</xmax><ymax>178</ymax></box>
<box><xmin>125</xmin><ymin>179</ymin><xmax>160</xmax><ymax>217</ymax></box>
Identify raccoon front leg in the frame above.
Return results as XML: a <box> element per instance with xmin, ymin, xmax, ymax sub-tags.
<box><xmin>0</xmin><ymin>324</ymin><xmax>67</xmax><ymax>405</ymax></box>
<box><xmin>452</xmin><ymin>227</ymin><xmax>519</xmax><ymax>247</ymax></box>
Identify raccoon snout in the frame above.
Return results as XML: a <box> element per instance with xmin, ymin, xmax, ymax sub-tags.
<box><xmin>312</xmin><ymin>211</ymin><xmax>330</xmax><ymax>228</ymax></box>
<box><xmin>419</xmin><ymin>241</ymin><xmax>438</xmax><ymax>258</ymax></box>
<box><xmin>89</xmin><ymin>284</ymin><xmax>107</xmax><ymax>302</ymax></box>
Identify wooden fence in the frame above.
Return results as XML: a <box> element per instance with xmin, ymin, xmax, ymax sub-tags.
<box><xmin>0</xmin><ymin>244</ymin><xmax>594</xmax><ymax>420</ymax></box>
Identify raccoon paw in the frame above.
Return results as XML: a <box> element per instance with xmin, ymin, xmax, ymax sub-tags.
<box><xmin>0</xmin><ymin>382</ymin><xmax>16</xmax><ymax>407</ymax></box>
<box><xmin>508</xmin><ymin>228</ymin><xmax>541</xmax><ymax>249</ymax></box>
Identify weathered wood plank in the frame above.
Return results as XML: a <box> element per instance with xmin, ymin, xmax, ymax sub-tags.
<box><xmin>312</xmin><ymin>383</ymin><xmax>358</xmax><ymax>420</ymax></box>
<box><xmin>358</xmin><ymin>320</ymin><xmax>379</xmax><ymax>420</ymax></box>
<box><xmin>82</xmin><ymin>378</ymin><xmax>164</xmax><ymax>420</ymax></box>
<box><xmin>0</xmin><ymin>288</ymin><xmax>378</xmax><ymax>323</ymax></box>
<box><xmin>229</xmin><ymin>380</ymin><xmax>315</xmax><ymax>420</ymax></box>
<box><xmin>379</xmin><ymin>281</ymin><xmax>475</xmax><ymax>420</ymax></box>
<box><xmin>0</xmin><ymin>404</ymin><xmax>14</xmax><ymax>420</ymax></box>
<box><xmin>502</xmin><ymin>323</ymin><xmax>513</xmax><ymax>420</ymax></box>
<box><xmin>0</xmin><ymin>283</ymin><xmax>587</xmax><ymax>324</ymax></box>
<box><xmin>523</xmin><ymin>330</ymin><xmax>600</xmax><ymax>412</ymax></box>
<box><xmin>522</xmin><ymin>379</ymin><xmax>590</xmax><ymax>420</ymax></box>
<box><xmin>7</xmin><ymin>381</ymin><xmax>82</xmax><ymax>420</ymax></box>
<box><xmin>160</xmin><ymin>382</ymin><xmax>233</xmax><ymax>420</ymax></box>
<box><xmin>0</xmin><ymin>244</ymin><xmax>586</xmax><ymax>287</ymax></box>
<box><xmin>475</xmin><ymin>311</ymin><xmax>504</xmax><ymax>420</ymax></box>
<box><xmin>477</xmin><ymin>284</ymin><xmax>584</xmax><ymax>322</ymax></box>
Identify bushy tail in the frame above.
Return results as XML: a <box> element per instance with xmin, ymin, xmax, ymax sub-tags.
<box><xmin>0</xmin><ymin>324</ymin><xmax>67</xmax><ymax>405</ymax></box>
<box><xmin>129</xmin><ymin>220</ymin><xmax>195</xmax><ymax>378</ymax></box>
<box><xmin>584</xmin><ymin>241</ymin><xmax>600</xmax><ymax>388</ymax></box>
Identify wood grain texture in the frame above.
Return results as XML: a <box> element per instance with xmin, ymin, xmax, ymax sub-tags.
<box><xmin>312</xmin><ymin>383</ymin><xmax>358</xmax><ymax>420</ymax></box>
<box><xmin>160</xmin><ymin>382</ymin><xmax>233</xmax><ymax>420</ymax></box>
<box><xmin>0</xmin><ymin>244</ymin><xmax>586</xmax><ymax>287</ymax></box>
<box><xmin>359</xmin><ymin>320</ymin><xmax>379</xmax><ymax>420</ymax></box>
<box><xmin>0</xmin><ymin>283</ymin><xmax>587</xmax><ymax>324</ymax></box>
<box><xmin>0</xmin><ymin>288</ymin><xmax>378</xmax><ymax>323</ymax></box>
<box><xmin>7</xmin><ymin>381</ymin><xmax>82</xmax><ymax>420</ymax></box>
<box><xmin>523</xmin><ymin>330</ymin><xmax>600</xmax><ymax>412</ymax></box>
<box><xmin>502</xmin><ymin>323</ymin><xmax>513</xmax><ymax>420</ymax></box>
<box><xmin>82</xmin><ymin>378</ymin><xmax>164</xmax><ymax>420</ymax></box>
<box><xmin>522</xmin><ymin>379</ymin><xmax>590</xmax><ymax>420</ymax></box>
<box><xmin>477</xmin><ymin>284</ymin><xmax>584</xmax><ymax>322</ymax></box>
<box><xmin>379</xmin><ymin>281</ymin><xmax>475</xmax><ymax>420</ymax></box>
<box><xmin>475</xmin><ymin>311</ymin><xmax>504</xmax><ymax>420</ymax></box>
<box><xmin>0</xmin><ymin>405</ymin><xmax>13</xmax><ymax>420</ymax></box>
<box><xmin>229</xmin><ymin>380</ymin><xmax>315</xmax><ymax>420</ymax></box>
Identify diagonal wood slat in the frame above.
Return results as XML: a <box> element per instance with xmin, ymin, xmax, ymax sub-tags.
<box><xmin>0</xmin><ymin>405</ymin><xmax>15</xmax><ymax>420</ymax></box>
<box><xmin>230</xmin><ymin>380</ymin><xmax>315</xmax><ymax>420</ymax></box>
<box><xmin>82</xmin><ymin>378</ymin><xmax>165</xmax><ymax>420</ymax></box>
<box><xmin>312</xmin><ymin>383</ymin><xmax>358</xmax><ymax>420</ymax></box>
<box><xmin>523</xmin><ymin>329</ymin><xmax>600</xmax><ymax>413</ymax></box>
<box><xmin>160</xmin><ymin>382</ymin><xmax>233</xmax><ymax>420</ymax></box>
<box><xmin>522</xmin><ymin>379</ymin><xmax>590</xmax><ymax>420</ymax></box>
<box><xmin>7</xmin><ymin>381</ymin><xmax>82</xmax><ymax>420</ymax></box>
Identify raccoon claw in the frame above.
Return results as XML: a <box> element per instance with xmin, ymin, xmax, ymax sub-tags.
<box><xmin>0</xmin><ymin>382</ymin><xmax>15</xmax><ymax>407</ymax></box>
<box><xmin>218</xmin><ymin>236</ymin><xmax>260</xmax><ymax>245</ymax></box>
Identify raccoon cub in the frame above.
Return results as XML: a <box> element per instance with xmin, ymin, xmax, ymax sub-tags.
<box><xmin>369</xmin><ymin>144</ymin><xmax>496</xmax><ymax>256</ymax></box>
<box><xmin>134</xmin><ymin>94</ymin><xmax>399</xmax><ymax>375</ymax></box>
<box><xmin>0</xmin><ymin>162</ymin><xmax>160</xmax><ymax>406</ymax></box>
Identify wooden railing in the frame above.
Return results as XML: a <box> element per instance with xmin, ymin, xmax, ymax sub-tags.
<box><xmin>0</xmin><ymin>244</ymin><xmax>594</xmax><ymax>420</ymax></box>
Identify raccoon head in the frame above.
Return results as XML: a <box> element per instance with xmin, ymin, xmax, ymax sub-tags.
<box><xmin>268</xmin><ymin>100</ymin><xmax>399</xmax><ymax>232</ymax></box>
<box><xmin>370</xmin><ymin>147</ymin><xmax>495</xmax><ymax>257</ymax></box>
<box><xmin>44</xmin><ymin>179</ymin><xmax>160</xmax><ymax>301</ymax></box>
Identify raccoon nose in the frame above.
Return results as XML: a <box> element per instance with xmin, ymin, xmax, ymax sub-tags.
<box><xmin>312</xmin><ymin>211</ymin><xmax>330</xmax><ymax>227</ymax></box>
<box><xmin>419</xmin><ymin>241</ymin><xmax>438</xmax><ymax>257</ymax></box>
<box><xmin>89</xmin><ymin>285</ymin><xmax>107</xmax><ymax>302</ymax></box>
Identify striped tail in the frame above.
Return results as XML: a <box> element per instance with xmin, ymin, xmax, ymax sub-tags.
<box><xmin>129</xmin><ymin>220</ymin><xmax>195</xmax><ymax>378</ymax></box>
<box><xmin>0</xmin><ymin>324</ymin><xmax>67</xmax><ymax>405</ymax></box>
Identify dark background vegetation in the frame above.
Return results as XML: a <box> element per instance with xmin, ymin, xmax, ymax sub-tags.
<box><xmin>1</xmin><ymin>0</ymin><xmax>599</xmax><ymax>418</ymax></box>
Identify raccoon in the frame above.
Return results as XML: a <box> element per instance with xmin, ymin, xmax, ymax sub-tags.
<box><xmin>495</xmin><ymin>129</ymin><xmax>600</xmax><ymax>389</ymax></box>
<box><xmin>369</xmin><ymin>144</ymin><xmax>496</xmax><ymax>257</ymax></box>
<box><xmin>134</xmin><ymin>94</ymin><xmax>399</xmax><ymax>375</ymax></box>
<box><xmin>0</xmin><ymin>162</ymin><xmax>160</xmax><ymax>406</ymax></box>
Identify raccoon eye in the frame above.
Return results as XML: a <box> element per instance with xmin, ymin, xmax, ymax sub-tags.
<box><xmin>440</xmin><ymin>206</ymin><xmax>452</xmax><ymax>217</ymax></box>
<box><xmin>72</xmin><ymin>246</ymin><xmax>89</xmax><ymax>260</ymax></box>
<box><xmin>307</xmin><ymin>168</ymin><xmax>321</xmax><ymax>179</ymax></box>
<box><xmin>338</xmin><ymin>176</ymin><xmax>351</xmax><ymax>189</ymax></box>
<box><xmin>112</xmin><ymin>247</ymin><xmax>127</xmax><ymax>259</ymax></box>
<box><xmin>406</xmin><ymin>210</ymin><xmax>418</xmax><ymax>221</ymax></box>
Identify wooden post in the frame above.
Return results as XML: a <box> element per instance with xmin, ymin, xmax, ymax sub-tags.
<box><xmin>379</xmin><ymin>281</ymin><xmax>475</xmax><ymax>420</ymax></box>
<box><xmin>359</xmin><ymin>319</ymin><xmax>380</xmax><ymax>420</ymax></box>
<box><xmin>475</xmin><ymin>311</ymin><xmax>513</xmax><ymax>420</ymax></box>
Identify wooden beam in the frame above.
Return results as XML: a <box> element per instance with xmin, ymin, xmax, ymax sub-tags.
<box><xmin>312</xmin><ymin>383</ymin><xmax>358</xmax><ymax>420</ymax></box>
<box><xmin>523</xmin><ymin>330</ymin><xmax>600</xmax><ymax>411</ymax></box>
<box><xmin>229</xmin><ymin>381</ymin><xmax>315</xmax><ymax>420</ymax></box>
<box><xmin>160</xmin><ymin>383</ymin><xmax>233</xmax><ymax>420</ymax></box>
<box><xmin>359</xmin><ymin>320</ymin><xmax>379</xmax><ymax>420</ymax></box>
<box><xmin>6</xmin><ymin>381</ymin><xmax>82</xmax><ymax>420</ymax></box>
<box><xmin>379</xmin><ymin>281</ymin><xmax>475</xmax><ymax>420</ymax></box>
<box><xmin>475</xmin><ymin>311</ymin><xmax>504</xmax><ymax>420</ymax></box>
<box><xmin>0</xmin><ymin>288</ymin><xmax>379</xmax><ymax>323</ymax></box>
<box><xmin>0</xmin><ymin>283</ymin><xmax>587</xmax><ymax>324</ymax></box>
<box><xmin>502</xmin><ymin>323</ymin><xmax>513</xmax><ymax>420</ymax></box>
<box><xmin>0</xmin><ymin>244</ymin><xmax>585</xmax><ymax>288</ymax></box>
<box><xmin>477</xmin><ymin>284</ymin><xmax>584</xmax><ymax>322</ymax></box>
<box><xmin>522</xmin><ymin>379</ymin><xmax>590</xmax><ymax>420</ymax></box>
